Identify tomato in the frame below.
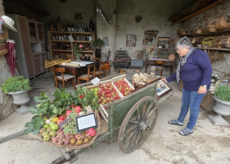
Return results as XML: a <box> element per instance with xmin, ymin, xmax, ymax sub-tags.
<box><xmin>59</xmin><ymin>114</ymin><xmax>66</xmax><ymax>120</ymax></box>
<box><xmin>75</xmin><ymin>106</ymin><xmax>81</xmax><ymax>114</ymax></box>
<box><xmin>66</xmin><ymin>110</ymin><xmax>72</xmax><ymax>116</ymax></box>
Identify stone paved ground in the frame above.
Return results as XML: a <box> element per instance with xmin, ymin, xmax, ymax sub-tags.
<box><xmin>0</xmin><ymin>71</ymin><xmax>230</xmax><ymax>164</ymax></box>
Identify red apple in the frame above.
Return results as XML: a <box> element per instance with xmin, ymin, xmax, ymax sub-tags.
<box><xmin>108</xmin><ymin>94</ymin><xmax>111</xmax><ymax>98</ymax></box>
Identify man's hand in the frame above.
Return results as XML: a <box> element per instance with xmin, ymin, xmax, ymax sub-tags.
<box><xmin>162</xmin><ymin>79</ymin><xmax>168</xmax><ymax>83</ymax></box>
<box><xmin>198</xmin><ymin>86</ymin><xmax>206</xmax><ymax>94</ymax></box>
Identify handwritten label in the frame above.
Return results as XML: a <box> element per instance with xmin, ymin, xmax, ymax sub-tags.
<box><xmin>91</xmin><ymin>77</ymin><xmax>100</xmax><ymax>85</ymax></box>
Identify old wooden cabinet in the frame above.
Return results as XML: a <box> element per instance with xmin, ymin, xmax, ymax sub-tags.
<box><xmin>7</xmin><ymin>14</ymin><xmax>47</xmax><ymax>79</ymax></box>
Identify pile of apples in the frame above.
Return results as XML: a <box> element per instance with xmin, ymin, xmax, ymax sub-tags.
<box><xmin>98</xmin><ymin>82</ymin><xmax>121</xmax><ymax>105</ymax></box>
<box><xmin>114</xmin><ymin>80</ymin><xmax>133</xmax><ymax>96</ymax></box>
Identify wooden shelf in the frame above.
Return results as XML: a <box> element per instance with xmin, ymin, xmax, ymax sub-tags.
<box><xmin>196</xmin><ymin>47</ymin><xmax>230</xmax><ymax>51</ymax></box>
<box><xmin>49</xmin><ymin>31</ymin><xmax>91</xmax><ymax>35</ymax></box>
<box><xmin>51</xmin><ymin>40</ymin><xmax>70</xmax><ymax>42</ymax></box>
<box><xmin>179</xmin><ymin>29</ymin><xmax>230</xmax><ymax>37</ymax></box>
<box><xmin>73</xmin><ymin>41</ymin><xmax>90</xmax><ymax>43</ymax></box>
<box><xmin>50</xmin><ymin>40</ymin><xmax>90</xmax><ymax>43</ymax></box>
<box><xmin>52</xmin><ymin>50</ymin><xmax>72</xmax><ymax>52</ymax></box>
<box><xmin>80</xmin><ymin>51</ymin><xmax>94</xmax><ymax>53</ymax></box>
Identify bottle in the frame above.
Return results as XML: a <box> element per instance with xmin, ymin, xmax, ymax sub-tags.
<box><xmin>56</xmin><ymin>16</ymin><xmax>62</xmax><ymax>31</ymax></box>
<box><xmin>67</xmin><ymin>21</ymin><xmax>71</xmax><ymax>32</ymax></box>
<box><xmin>89</xmin><ymin>17</ymin><xmax>94</xmax><ymax>32</ymax></box>
<box><xmin>71</xmin><ymin>21</ymin><xmax>74</xmax><ymax>32</ymax></box>
<box><xmin>85</xmin><ymin>24</ymin><xmax>88</xmax><ymax>32</ymax></box>
<box><xmin>74</xmin><ymin>24</ymin><xmax>77</xmax><ymax>32</ymax></box>
<box><xmin>80</xmin><ymin>23</ymin><xmax>83</xmax><ymax>32</ymax></box>
<box><xmin>82</xmin><ymin>24</ymin><xmax>85</xmax><ymax>32</ymax></box>
<box><xmin>54</xmin><ymin>25</ymin><xmax>57</xmax><ymax>31</ymax></box>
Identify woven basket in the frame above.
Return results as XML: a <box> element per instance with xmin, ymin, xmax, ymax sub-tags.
<box><xmin>177</xmin><ymin>23</ymin><xmax>187</xmax><ymax>36</ymax></box>
<box><xmin>195</xmin><ymin>29</ymin><xmax>202</xmax><ymax>34</ymax></box>
<box><xmin>208</xmin><ymin>19</ymin><xmax>218</xmax><ymax>32</ymax></box>
<box><xmin>215</xmin><ymin>15</ymin><xmax>230</xmax><ymax>31</ymax></box>
<box><xmin>37</xmin><ymin>110</ymin><xmax>101</xmax><ymax>150</ymax></box>
<box><xmin>202</xmin><ymin>37</ymin><xmax>215</xmax><ymax>48</ymax></box>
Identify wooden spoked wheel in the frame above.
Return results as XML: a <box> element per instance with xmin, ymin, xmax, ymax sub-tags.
<box><xmin>118</xmin><ymin>96</ymin><xmax>158</xmax><ymax>153</ymax></box>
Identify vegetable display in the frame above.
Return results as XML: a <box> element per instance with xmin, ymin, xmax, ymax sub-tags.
<box><xmin>24</xmin><ymin>87</ymin><xmax>98</xmax><ymax>135</ymax></box>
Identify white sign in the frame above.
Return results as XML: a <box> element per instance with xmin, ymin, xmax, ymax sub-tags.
<box><xmin>75</xmin><ymin>113</ymin><xmax>98</xmax><ymax>132</ymax></box>
<box><xmin>91</xmin><ymin>77</ymin><xmax>100</xmax><ymax>85</ymax></box>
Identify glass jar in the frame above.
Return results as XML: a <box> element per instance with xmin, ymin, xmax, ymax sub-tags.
<box><xmin>150</xmin><ymin>66</ymin><xmax>156</xmax><ymax>77</ymax></box>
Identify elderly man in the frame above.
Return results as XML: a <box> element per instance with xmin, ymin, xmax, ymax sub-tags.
<box><xmin>163</xmin><ymin>37</ymin><xmax>212</xmax><ymax>136</ymax></box>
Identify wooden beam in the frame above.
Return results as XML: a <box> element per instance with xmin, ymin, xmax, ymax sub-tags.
<box><xmin>169</xmin><ymin>0</ymin><xmax>216</xmax><ymax>21</ymax></box>
<box><xmin>171</xmin><ymin>0</ymin><xmax>224</xmax><ymax>25</ymax></box>
<box><xmin>94</xmin><ymin>0</ymin><xmax>113</xmax><ymax>24</ymax></box>
<box><xmin>13</xmin><ymin>0</ymin><xmax>50</xmax><ymax>16</ymax></box>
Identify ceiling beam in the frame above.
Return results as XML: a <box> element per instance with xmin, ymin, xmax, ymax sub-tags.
<box><xmin>94</xmin><ymin>0</ymin><xmax>113</xmax><ymax>24</ymax></box>
<box><xmin>13</xmin><ymin>0</ymin><xmax>50</xmax><ymax>16</ymax></box>
<box><xmin>171</xmin><ymin>0</ymin><xmax>224</xmax><ymax>25</ymax></box>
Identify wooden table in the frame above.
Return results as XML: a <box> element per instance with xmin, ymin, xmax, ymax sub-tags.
<box><xmin>144</xmin><ymin>59</ymin><xmax>176</xmax><ymax>75</ymax></box>
<box><xmin>56</xmin><ymin>61</ymin><xmax>100</xmax><ymax>86</ymax></box>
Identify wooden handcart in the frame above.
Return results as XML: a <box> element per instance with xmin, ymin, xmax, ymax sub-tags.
<box><xmin>0</xmin><ymin>73</ymin><xmax>172</xmax><ymax>164</ymax></box>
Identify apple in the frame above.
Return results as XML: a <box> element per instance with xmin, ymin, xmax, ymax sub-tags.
<box><xmin>98</xmin><ymin>99</ymin><xmax>102</xmax><ymax>102</ymax></box>
<box><xmin>98</xmin><ymin>91</ymin><xmax>102</xmax><ymax>94</ymax></box>
<box><xmin>105</xmin><ymin>94</ymin><xmax>108</xmax><ymax>98</ymax></box>
<box><xmin>108</xmin><ymin>94</ymin><xmax>111</xmax><ymax>98</ymax></box>
<box><xmin>103</xmin><ymin>99</ymin><xmax>107</xmax><ymax>103</ymax></box>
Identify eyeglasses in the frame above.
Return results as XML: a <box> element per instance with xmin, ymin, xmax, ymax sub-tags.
<box><xmin>176</xmin><ymin>47</ymin><xmax>184</xmax><ymax>52</ymax></box>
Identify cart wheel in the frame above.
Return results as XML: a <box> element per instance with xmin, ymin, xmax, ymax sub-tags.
<box><xmin>118</xmin><ymin>96</ymin><xmax>158</xmax><ymax>153</ymax></box>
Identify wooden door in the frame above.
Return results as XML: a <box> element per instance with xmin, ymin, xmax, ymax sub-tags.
<box><xmin>18</xmin><ymin>16</ymin><xmax>35</xmax><ymax>78</ymax></box>
<box><xmin>33</xmin><ymin>54</ymin><xmax>42</xmax><ymax>75</ymax></box>
<box><xmin>37</xmin><ymin>23</ymin><xmax>45</xmax><ymax>41</ymax></box>
<box><xmin>41</xmin><ymin>53</ymin><xmax>47</xmax><ymax>72</ymax></box>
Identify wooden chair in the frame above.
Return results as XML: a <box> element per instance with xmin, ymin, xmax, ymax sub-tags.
<box><xmin>155</xmin><ymin>60</ymin><xmax>165</xmax><ymax>76</ymax></box>
<box><xmin>95</xmin><ymin>62</ymin><xmax>106</xmax><ymax>79</ymax></box>
<box><xmin>77</xmin><ymin>64</ymin><xmax>95</xmax><ymax>84</ymax></box>
<box><xmin>52</xmin><ymin>67</ymin><xmax>75</xmax><ymax>89</ymax></box>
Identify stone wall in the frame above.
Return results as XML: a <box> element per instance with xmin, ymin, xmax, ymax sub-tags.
<box><xmin>181</xmin><ymin>0</ymin><xmax>230</xmax><ymax>77</ymax></box>
<box><xmin>0</xmin><ymin>0</ymin><xmax>18</xmax><ymax>121</ymax></box>
<box><xmin>96</xmin><ymin>0</ymin><xmax>193</xmax><ymax>74</ymax></box>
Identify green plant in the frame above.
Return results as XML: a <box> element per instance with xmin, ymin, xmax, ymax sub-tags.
<box><xmin>1</xmin><ymin>76</ymin><xmax>31</xmax><ymax>93</ymax></box>
<box><xmin>93</xmin><ymin>38</ymin><xmax>104</xmax><ymax>47</ymax></box>
<box><xmin>215</xmin><ymin>86</ymin><xmax>230</xmax><ymax>102</ymax></box>
<box><xmin>73</xmin><ymin>44</ymin><xmax>81</xmax><ymax>61</ymax></box>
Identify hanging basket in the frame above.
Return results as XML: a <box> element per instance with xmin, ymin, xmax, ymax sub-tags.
<box><xmin>215</xmin><ymin>15</ymin><xmax>230</xmax><ymax>31</ymax></box>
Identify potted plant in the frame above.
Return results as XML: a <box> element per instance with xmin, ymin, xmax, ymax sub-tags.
<box><xmin>93</xmin><ymin>38</ymin><xmax>104</xmax><ymax>58</ymax></box>
<box><xmin>1</xmin><ymin>76</ymin><xmax>31</xmax><ymax>115</ymax></box>
<box><xmin>208</xmin><ymin>85</ymin><xmax>230</xmax><ymax>126</ymax></box>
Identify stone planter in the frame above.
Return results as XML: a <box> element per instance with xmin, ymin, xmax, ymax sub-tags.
<box><xmin>208</xmin><ymin>95</ymin><xmax>230</xmax><ymax>126</ymax></box>
<box><xmin>8</xmin><ymin>90</ymin><xmax>30</xmax><ymax>115</ymax></box>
